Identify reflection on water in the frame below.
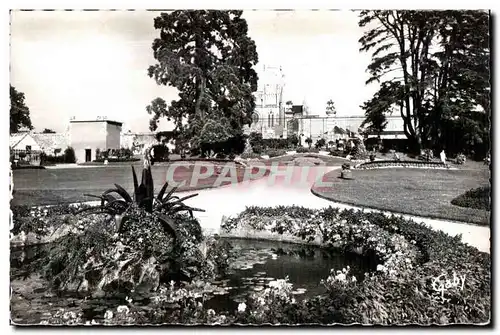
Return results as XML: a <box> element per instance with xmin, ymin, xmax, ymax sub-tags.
<box><xmin>10</xmin><ymin>238</ymin><xmax>374</xmax><ymax>324</ymax></box>
<box><xmin>204</xmin><ymin>238</ymin><xmax>373</xmax><ymax>313</ymax></box>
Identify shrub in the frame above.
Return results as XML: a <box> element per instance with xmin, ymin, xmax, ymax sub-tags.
<box><xmin>240</xmin><ymin>152</ymin><xmax>262</xmax><ymax>159</ymax></box>
<box><xmin>24</xmin><ymin>164</ymin><xmax>210</xmax><ymax>295</ymax></box>
<box><xmin>152</xmin><ymin>144</ymin><xmax>170</xmax><ymax>162</ymax></box>
<box><xmin>265</xmin><ymin>149</ymin><xmax>287</xmax><ymax>158</ymax></box>
<box><xmin>64</xmin><ymin>147</ymin><xmax>76</xmax><ymax>163</ymax></box>
<box><xmin>451</xmin><ymin>186</ymin><xmax>490</xmax><ymax>211</ymax></box>
<box><xmin>330</xmin><ymin>149</ymin><xmax>347</xmax><ymax>157</ymax></box>
<box><xmin>288</xmin><ymin>134</ymin><xmax>300</xmax><ymax>148</ymax></box>
<box><xmin>296</xmin><ymin>147</ymin><xmax>319</xmax><ymax>153</ymax></box>
<box><xmin>315</xmin><ymin>138</ymin><xmax>326</xmax><ymax>149</ymax></box>
<box><xmin>341</xmin><ymin>163</ymin><xmax>351</xmax><ymax>170</ymax></box>
<box><xmin>248</xmin><ymin>132</ymin><xmax>264</xmax><ymax>154</ymax></box>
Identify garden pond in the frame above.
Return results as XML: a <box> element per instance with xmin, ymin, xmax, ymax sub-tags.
<box><xmin>10</xmin><ymin>237</ymin><xmax>375</xmax><ymax>324</ymax></box>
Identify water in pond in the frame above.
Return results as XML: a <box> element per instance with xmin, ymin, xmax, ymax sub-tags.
<box><xmin>10</xmin><ymin>238</ymin><xmax>374</xmax><ymax>324</ymax></box>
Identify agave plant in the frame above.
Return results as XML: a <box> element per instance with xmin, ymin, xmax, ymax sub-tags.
<box><xmin>77</xmin><ymin>160</ymin><xmax>205</xmax><ymax>239</ymax></box>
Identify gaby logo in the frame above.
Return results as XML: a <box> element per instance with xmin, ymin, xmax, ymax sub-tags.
<box><xmin>430</xmin><ymin>272</ymin><xmax>466</xmax><ymax>303</ymax></box>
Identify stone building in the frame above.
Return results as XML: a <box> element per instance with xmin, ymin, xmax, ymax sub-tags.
<box><xmin>69</xmin><ymin>117</ymin><xmax>122</xmax><ymax>163</ymax></box>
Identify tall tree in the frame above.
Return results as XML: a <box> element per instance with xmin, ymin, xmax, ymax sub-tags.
<box><xmin>10</xmin><ymin>85</ymin><xmax>33</xmax><ymax>133</ymax></box>
<box><xmin>146</xmin><ymin>10</ymin><xmax>259</xmax><ymax>152</ymax></box>
<box><xmin>359</xmin><ymin>10</ymin><xmax>490</xmax><ymax>154</ymax></box>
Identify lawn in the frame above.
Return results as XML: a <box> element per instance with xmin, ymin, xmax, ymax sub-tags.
<box><xmin>311</xmin><ymin>163</ymin><xmax>490</xmax><ymax>225</ymax></box>
<box><xmin>11</xmin><ymin>162</ymin><xmax>266</xmax><ymax>207</ymax></box>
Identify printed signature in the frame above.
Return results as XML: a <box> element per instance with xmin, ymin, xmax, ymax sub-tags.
<box><xmin>430</xmin><ymin>272</ymin><xmax>466</xmax><ymax>303</ymax></box>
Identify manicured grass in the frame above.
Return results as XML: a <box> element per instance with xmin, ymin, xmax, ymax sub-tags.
<box><xmin>311</xmin><ymin>165</ymin><xmax>490</xmax><ymax>225</ymax></box>
<box><xmin>11</xmin><ymin>163</ymin><xmax>268</xmax><ymax>207</ymax></box>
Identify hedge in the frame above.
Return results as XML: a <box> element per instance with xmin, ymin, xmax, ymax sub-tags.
<box><xmin>451</xmin><ymin>186</ymin><xmax>490</xmax><ymax>211</ymax></box>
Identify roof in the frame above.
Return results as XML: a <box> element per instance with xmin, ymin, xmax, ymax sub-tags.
<box><xmin>32</xmin><ymin>133</ymin><xmax>69</xmax><ymax>151</ymax></box>
<box><xmin>9</xmin><ymin>132</ymin><xmax>30</xmax><ymax>148</ymax></box>
<box><xmin>70</xmin><ymin>119</ymin><xmax>123</xmax><ymax>127</ymax></box>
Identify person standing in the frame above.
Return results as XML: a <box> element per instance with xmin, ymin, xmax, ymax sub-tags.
<box><xmin>440</xmin><ymin>149</ymin><xmax>448</xmax><ymax>167</ymax></box>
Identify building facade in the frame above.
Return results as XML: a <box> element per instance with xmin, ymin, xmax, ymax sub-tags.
<box><xmin>69</xmin><ymin>118</ymin><xmax>123</xmax><ymax>163</ymax></box>
<box><xmin>245</xmin><ymin>65</ymin><xmax>286</xmax><ymax>139</ymax></box>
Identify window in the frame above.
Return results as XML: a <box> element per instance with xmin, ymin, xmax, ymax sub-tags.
<box><xmin>252</xmin><ymin>113</ymin><xmax>260</xmax><ymax>124</ymax></box>
<box><xmin>25</xmin><ymin>145</ymin><xmax>31</xmax><ymax>152</ymax></box>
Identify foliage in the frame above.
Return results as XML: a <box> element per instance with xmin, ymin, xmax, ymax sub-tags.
<box><xmin>40</xmin><ymin>147</ymin><xmax>76</xmax><ymax>165</ymax></box>
<box><xmin>199</xmin><ymin>133</ymin><xmax>247</xmax><ymax>158</ymax></box>
<box><xmin>151</xmin><ymin>144</ymin><xmax>170</xmax><ymax>162</ymax></box>
<box><xmin>349</xmin><ymin>139</ymin><xmax>369</xmax><ymax>160</ymax></box>
<box><xmin>96</xmin><ymin>148</ymin><xmax>134</xmax><ymax>161</ymax></box>
<box><xmin>315</xmin><ymin>138</ymin><xmax>326</xmax><ymax>149</ymax></box>
<box><xmin>240</xmin><ymin>152</ymin><xmax>262</xmax><ymax>159</ymax></box>
<box><xmin>80</xmin><ymin>162</ymin><xmax>205</xmax><ymax>242</ymax></box>
<box><xmin>305</xmin><ymin>137</ymin><xmax>313</xmax><ymax>148</ymax></box>
<box><xmin>359</xmin><ymin>10</ymin><xmax>490</xmax><ymax>156</ymax></box>
<box><xmin>342</xmin><ymin>163</ymin><xmax>351</xmax><ymax>170</ymax></box>
<box><xmin>264</xmin><ymin>149</ymin><xmax>286</xmax><ymax>158</ymax></box>
<box><xmin>63</xmin><ymin>147</ymin><xmax>76</xmax><ymax>163</ymax></box>
<box><xmin>451</xmin><ymin>186</ymin><xmax>490</xmax><ymax>211</ymax></box>
<box><xmin>296</xmin><ymin>147</ymin><xmax>319</xmax><ymax>154</ymax></box>
<box><xmin>146</xmin><ymin>10</ymin><xmax>259</xmax><ymax>155</ymax></box>
<box><xmin>10</xmin><ymin>85</ymin><xmax>33</xmax><ymax>133</ymax></box>
<box><xmin>325</xmin><ymin>99</ymin><xmax>336</xmax><ymax>116</ymax></box>
<box><xmin>288</xmin><ymin>134</ymin><xmax>300</xmax><ymax>147</ymax></box>
<box><xmin>42</xmin><ymin>128</ymin><xmax>56</xmax><ymax>133</ymax></box>
<box><xmin>357</xmin><ymin>160</ymin><xmax>447</xmax><ymax>169</ymax></box>
<box><xmin>248</xmin><ymin>132</ymin><xmax>264</xmax><ymax>154</ymax></box>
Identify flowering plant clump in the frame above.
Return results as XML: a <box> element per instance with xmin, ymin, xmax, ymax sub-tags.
<box><xmin>222</xmin><ymin>205</ymin><xmax>490</xmax><ymax>325</ymax></box>
<box><xmin>10</xmin><ymin>203</ymin><xmax>93</xmax><ymax>237</ymax></box>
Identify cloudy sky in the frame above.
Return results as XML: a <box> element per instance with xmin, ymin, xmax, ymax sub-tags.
<box><xmin>10</xmin><ymin>10</ymin><xmax>377</xmax><ymax>133</ymax></box>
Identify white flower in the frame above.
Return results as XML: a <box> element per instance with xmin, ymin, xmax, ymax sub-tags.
<box><xmin>351</xmin><ymin>276</ymin><xmax>357</xmax><ymax>283</ymax></box>
<box><xmin>237</xmin><ymin>302</ymin><xmax>247</xmax><ymax>313</ymax></box>
<box><xmin>376</xmin><ymin>264</ymin><xmax>386</xmax><ymax>272</ymax></box>
<box><xmin>117</xmin><ymin>305</ymin><xmax>129</xmax><ymax>314</ymax></box>
<box><xmin>104</xmin><ymin>310</ymin><xmax>113</xmax><ymax>320</ymax></box>
<box><xmin>138</xmin><ymin>237</ymin><xmax>143</xmax><ymax>243</ymax></box>
<box><xmin>336</xmin><ymin>273</ymin><xmax>346</xmax><ymax>282</ymax></box>
<box><xmin>207</xmin><ymin>309</ymin><xmax>216</xmax><ymax>317</ymax></box>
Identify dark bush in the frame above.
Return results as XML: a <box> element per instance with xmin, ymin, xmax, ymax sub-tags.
<box><xmin>265</xmin><ymin>149</ymin><xmax>287</xmax><ymax>158</ymax></box>
<box><xmin>451</xmin><ymin>186</ymin><xmax>490</xmax><ymax>211</ymax></box>
<box><xmin>315</xmin><ymin>138</ymin><xmax>326</xmax><ymax>149</ymax></box>
<box><xmin>296</xmin><ymin>147</ymin><xmax>319</xmax><ymax>153</ymax></box>
<box><xmin>152</xmin><ymin>144</ymin><xmax>170</xmax><ymax>162</ymax></box>
<box><xmin>64</xmin><ymin>147</ymin><xmax>76</xmax><ymax>163</ymax></box>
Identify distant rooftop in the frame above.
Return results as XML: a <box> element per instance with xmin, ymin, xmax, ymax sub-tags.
<box><xmin>69</xmin><ymin>116</ymin><xmax>122</xmax><ymax>127</ymax></box>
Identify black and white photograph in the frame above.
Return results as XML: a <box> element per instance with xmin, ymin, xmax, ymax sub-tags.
<box><xmin>8</xmin><ymin>6</ymin><xmax>491</xmax><ymax>326</ymax></box>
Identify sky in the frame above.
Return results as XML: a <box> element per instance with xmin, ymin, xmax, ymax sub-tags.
<box><xmin>10</xmin><ymin>10</ymin><xmax>378</xmax><ymax>133</ymax></box>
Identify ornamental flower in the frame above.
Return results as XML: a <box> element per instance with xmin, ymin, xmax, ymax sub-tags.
<box><xmin>237</xmin><ymin>302</ymin><xmax>247</xmax><ymax>313</ymax></box>
<box><xmin>207</xmin><ymin>309</ymin><xmax>216</xmax><ymax>317</ymax></box>
<box><xmin>104</xmin><ymin>310</ymin><xmax>113</xmax><ymax>320</ymax></box>
<box><xmin>117</xmin><ymin>305</ymin><xmax>129</xmax><ymax>314</ymax></box>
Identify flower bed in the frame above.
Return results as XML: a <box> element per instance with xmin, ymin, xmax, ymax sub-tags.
<box><xmin>356</xmin><ymin>160</ymin><xmax>448</xmax><ymax>170</ymax></box>
<box><xmin>12</xmin><ymin>202</ymin><xmax>490</xmax><ymax>325</ymax></box>
<box><xmin>220</xmin><ymin>206</ymin><xmax>490</xmax><ymax>325</ymax></box>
